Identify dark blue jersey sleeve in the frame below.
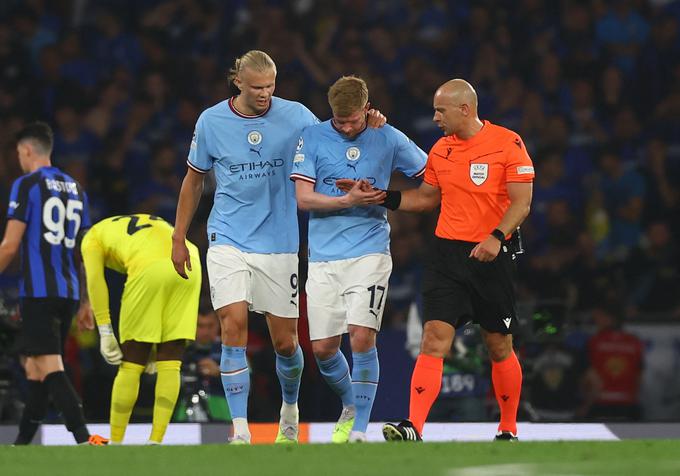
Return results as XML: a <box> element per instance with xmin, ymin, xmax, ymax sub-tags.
<box><xmin>7</xmin><ymin>176</ymin><xmax>32</xmax><ymax>222</ymax></box>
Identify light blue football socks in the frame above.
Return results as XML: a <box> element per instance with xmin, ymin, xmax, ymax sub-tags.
<box><xmin>220</xmin><ymin>345</ymin><xmax>250</xmax><ymax>419</ymax></box>
<box><xmin>276</xmin><ymin>345</ymin><xmax>304</xmax><ymax>404</ymax></box>
<box><xmin>351</xmin><ymin>347</ymin><xmax>380</xmax><ymax>433</ymax></box>
<box><xmin>316</xmin><ymin>350</ymin><xmax>354</xmax><ymax>407</ymax></box>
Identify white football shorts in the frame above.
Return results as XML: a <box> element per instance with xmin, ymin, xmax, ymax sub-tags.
<box><xmin>207</xmin><ymin>245</ymin><xmax>299</xmax><ymax>318</ymax></box>
<box><xmin>306</xmin><ymin>253</ymin><xmax>393</xmax><ymax>340</ymax></box>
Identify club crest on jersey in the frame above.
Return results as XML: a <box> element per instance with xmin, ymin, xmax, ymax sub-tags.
<box><xmin>346</xmin><ymin>146</ymin><xmax>361</xmax><ymax>161</ymax></box>
<box><xmin>469</xmin><ymin>163</ymin><xmax>488</xmax><ymax>185</ymax></box>
<box><xmin>247</xmin><ymin>130</ymin><xmax>262</xmax><ymax>145</ymax></box>
<box><xmin>296</xmin><ymin>137</ymin><xmax>304</xmax><ymax>151</ymax></box>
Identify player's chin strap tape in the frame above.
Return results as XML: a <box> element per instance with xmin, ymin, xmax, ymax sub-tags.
<box><xmin>381</xmin><ymin>190</ymin><xmax>402</xmax><ymax>211</ymax></box>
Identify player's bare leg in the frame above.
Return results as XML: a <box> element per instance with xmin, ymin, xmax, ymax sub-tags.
<box><xmin>217</xmin><ymin>301</ymin><xmax>251</xmax><ymax>443</ymax></box>
<box><xmin>266</xmin><ymin>314</ymin><xmax>303</xmax><ymax>443</ymax></box>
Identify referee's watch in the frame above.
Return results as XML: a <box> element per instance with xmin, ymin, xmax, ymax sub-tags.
<box><xmin>490</xmin><ymin>228</ymin><xmax>506</xmax><ymax>242</ymax></box>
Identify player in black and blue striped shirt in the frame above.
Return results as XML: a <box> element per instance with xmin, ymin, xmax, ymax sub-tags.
<box><xmin>0</xmin><ymin>122</ymin><xmax>107</xmax><ymax>445</ymax></box>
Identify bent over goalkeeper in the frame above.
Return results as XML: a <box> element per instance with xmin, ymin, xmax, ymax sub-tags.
<box><xmin>80</xmin><ymin>214</ymin><xmax>201</xmax><ymax>444</ymax></box>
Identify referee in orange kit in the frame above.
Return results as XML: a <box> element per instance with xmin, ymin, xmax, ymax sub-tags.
<box><xmin>378</xmin><ymin>79</ymin><xmax>534</xmax><ymax>441</ymax></box>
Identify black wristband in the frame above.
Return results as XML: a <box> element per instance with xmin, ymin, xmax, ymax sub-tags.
<box><xmin>490</xmin><ymin>228</ymin><xmax>506</xmax><ymax>242</ymax></box>
<box><xmin>382</xmin><ymin>190</ymin><xmax>402</xmax><ymax>210</ymax></box>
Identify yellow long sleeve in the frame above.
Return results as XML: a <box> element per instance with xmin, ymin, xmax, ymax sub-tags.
<box><xmin>81</xmin><ymin>231</ymin><xmax>111</xmax><ymax>326</ymax></box>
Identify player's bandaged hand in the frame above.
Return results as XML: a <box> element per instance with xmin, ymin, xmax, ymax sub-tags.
<box><xmin>98</xmin><ymin>324</ymin><xmax>123</xmax><ymax>365</ymax></box>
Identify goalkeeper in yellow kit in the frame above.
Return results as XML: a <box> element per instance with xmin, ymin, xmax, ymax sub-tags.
<box><xmin>80</xmin><ymin>214</ymin><xmax>201</xmax><ymax>444</ymax></box>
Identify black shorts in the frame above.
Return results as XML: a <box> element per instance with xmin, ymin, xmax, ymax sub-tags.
<box><xmin>422</xmin><ymin>237</ymin><xmax>518</xmax><ymax>334</ymax></box>
<box><xmin>18</xmin><ymin>297</ymin><xmax>78</xmax><ymax>356</ymax></box>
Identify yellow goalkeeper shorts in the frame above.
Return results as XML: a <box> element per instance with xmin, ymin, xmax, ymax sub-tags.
<box><xmin>119</xmin><ymin>246</ymin><xmax>201</xmax><ymax>343</ymax></box>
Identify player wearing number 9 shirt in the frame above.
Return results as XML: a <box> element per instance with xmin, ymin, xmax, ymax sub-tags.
<box><xmin>0</xmin><ymin>122</ymin><xmax>107</xmax><ymax>446</ymax></box>
<box><xmin>79</xmin><ymin>214</ymin><xmax>201</xmax><ymax>444</ymax></box>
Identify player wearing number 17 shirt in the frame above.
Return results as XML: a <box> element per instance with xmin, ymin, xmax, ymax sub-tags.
<box><xmin>291</xmin><ymin>76</ymin><xmax>427</xmax><ymax>443</ymax></box>
<box><xmin>0</xmin><ymin>122</ymin><xmax>107</xmax><ymax>445</ymax></box>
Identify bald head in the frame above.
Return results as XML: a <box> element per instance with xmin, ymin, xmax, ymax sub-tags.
<box><xmin>432</xmin><ymin>79</ymin><xmax>483</xmax><ymax>138</ymax></box>
<box><xmin>436</xmin><ymin>79</ymin><xmax>478</xmax><ymax>112</ymax></box>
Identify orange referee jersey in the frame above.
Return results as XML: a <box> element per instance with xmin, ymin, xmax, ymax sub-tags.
<box><xmin>424</xmin><ymin>120</ymin><xmax>534</xmax><ymax>242</ymax></box>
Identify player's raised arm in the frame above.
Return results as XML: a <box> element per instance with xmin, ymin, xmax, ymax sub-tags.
<box><xmin>172</xmin><ymin>168</ymin><xmax>204</xmax><ymax>279</ymax></box>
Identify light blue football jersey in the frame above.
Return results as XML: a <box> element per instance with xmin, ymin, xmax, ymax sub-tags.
<box><xmin>290</xmin><ymin>121</ymin><xmax>427</xmax><ymax>262</ymax></box>
<box><xmin>188</xmin><ymin>96</ymin><xmax>318</xmax><ymax>253</ymax></box>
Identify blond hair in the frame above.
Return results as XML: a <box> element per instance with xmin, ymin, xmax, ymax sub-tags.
<box><xmin>327</xmin><ymin>76</ymin><xmax>369</xmax><ymax>116</ymax></box>
<box><xmin>228</xmin><ymin>50</ymin><xmax>277</xmax><ymax>82</ymax></box>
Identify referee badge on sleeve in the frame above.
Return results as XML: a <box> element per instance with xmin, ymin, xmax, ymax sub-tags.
<box><xmin>470</xmin><ymin>163</ymin><xmax>488</xmax><ymax>185</ymax></box>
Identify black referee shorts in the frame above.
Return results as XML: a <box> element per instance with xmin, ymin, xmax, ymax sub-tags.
<box><xmin>18</xmin><ymin>298</ymin><xmax>78</xmax><ymax>356</ymax></box>
<box><xmin>422</xmin><ymin>237</ymin><xmax>518</xmax><ymax>335</ymax></box>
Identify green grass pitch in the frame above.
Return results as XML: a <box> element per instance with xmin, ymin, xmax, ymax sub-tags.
<box><xmin>2</xmin><ymin>441</ymin><xmax>680</xmax><ymax>476</ymax></box>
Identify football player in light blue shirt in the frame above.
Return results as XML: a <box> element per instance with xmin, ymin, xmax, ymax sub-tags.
<box><xmin>172</xmin><ymin>52</ymin><xmax>386</xmax><ymax>444</ymax></box>
<box><xmin>172</xmin><ymin>50</ymin><xmax>315</xmax><ymax>444</ymax></box>
<box><xmin>291</xmin><ymin>76</ymin><xmax>427</xmax><ymax>442</ymax></box>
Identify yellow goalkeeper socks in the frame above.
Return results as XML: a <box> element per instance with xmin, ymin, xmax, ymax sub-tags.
<box><xmin>110</xmin><ymin>361</ymin><xmax>145</xmax><ymax>443</ymax></box>
<box><xmin>149</xmin><ymin>360</ymin><xmax>181</xmax><ymax>444</ymax></box>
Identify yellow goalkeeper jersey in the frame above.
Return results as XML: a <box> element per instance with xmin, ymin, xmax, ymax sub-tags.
<box><xmin>81</xmin><ymin>214</ymin><xmax>198</xmax><ymax>325</ymax></box>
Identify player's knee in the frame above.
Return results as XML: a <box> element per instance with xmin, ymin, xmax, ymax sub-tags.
<box><xmin>23</xmin><ymin>357</ymin><xmax>42</xmax><ymax>380</ymax></box>
<box><xmin>157</xmin><ymin>340</ymin><xmax>186</xmax><ymax>361</ymax></box>
<box><xmin>484</xmin><ymin>334</ymin><xmax>513</xmax><ymax>362</ymax></box>
<box><xmin>272</xmin><ymin>337</ymin><xmax>297</xmax><ymax>356</ymax></box>
<box><xmin>487</xmin><ymin>343</ymin><xmax>512</xmax><ymax>362</ymax></box>
<box><xmin>311</xmin><ymin>341</ymin><xmax>338</xmax><ymax>361</ymax></box>
<box><xmin>420</xmin><ymin>322</ymin><xmax>454</xmax><ymax>357</ymax></box>
<box><xmin>348</xmin><ymin>327</ymin><xmax>376</xmax><ymax>353</ymax></box>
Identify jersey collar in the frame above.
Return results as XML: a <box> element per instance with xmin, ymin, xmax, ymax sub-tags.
<box><xmin>451</xmin><ymin>120</ymin><xmax>490</xmax><ymax>145</ymax></box>
<box><xmin>228</xmin><ymin>96</ymin><xmax>272</xmax><ymax>118</ymax></box>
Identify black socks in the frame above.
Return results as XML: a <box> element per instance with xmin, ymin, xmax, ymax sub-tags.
<box><xmin>44</xmin><ymin>371</ymin><xmax>89</xmax><ymax>444</ymax></box>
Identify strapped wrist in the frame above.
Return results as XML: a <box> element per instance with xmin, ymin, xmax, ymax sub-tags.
<box><xmin>382</xmin><ymin>190</ymin><xmax>402</xmax><ymax>211</ymax></box>
<box><xmin>490</xmin><ymin>228</ymin><xmax>506</xmax><ymax>242</ymax></box>
<box><xmin>98</xmin><ymin>324</ymin><xmax>114</xmax><ymax>336</ymax></box>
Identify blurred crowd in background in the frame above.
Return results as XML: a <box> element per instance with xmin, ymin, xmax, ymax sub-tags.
<box><xmin>1</xmin><ymin>0</ymin><xmax>679</xmax><ymax>425</ymax></box>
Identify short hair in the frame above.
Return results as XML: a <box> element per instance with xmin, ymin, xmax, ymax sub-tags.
<box><xmin>16</xmin><ymin>121</ymin><xmax>53</xmax><ymax>155</ymax></box>
<box><xmin>327</xmin><ymin>76</ymin><xmax>369</xmax><ymax>116</ymax></box>
<box><xmin>228</xmin><ymin>50</ymin><xmax>277</xmax><ymax>83</ymax></box>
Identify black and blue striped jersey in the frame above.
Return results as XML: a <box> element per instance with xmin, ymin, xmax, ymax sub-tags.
<box><xmin>6</xmin><ymin>166</ymin><xmax>91</xmax><ymax>299</ymax></box>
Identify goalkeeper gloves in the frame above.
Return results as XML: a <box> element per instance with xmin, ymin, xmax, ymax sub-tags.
<box><xmin>98</xmin><ymin>324</ymin><xmax>123</xmax><ymax>365</ymax></box>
